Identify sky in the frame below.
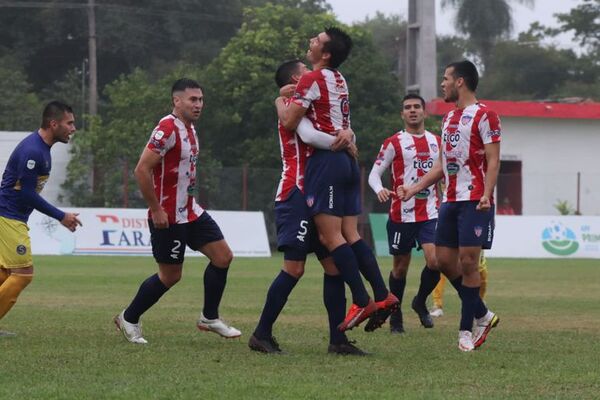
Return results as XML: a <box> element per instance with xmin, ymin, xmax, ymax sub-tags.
<box><xmin>326</xmin><ymin>0</ymin><xmax>582</xmax><ymax>49</ymax></box>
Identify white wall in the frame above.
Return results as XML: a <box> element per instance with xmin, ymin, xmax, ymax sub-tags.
<box><xmin>501</xmin><ymin>118</ymin><xmax>600</xmax><ymax>216</ymax></box>
<box><xmin>0</xmin><ymin>131</ymin><xmax>71</xmax><ymax>206</ymax></box>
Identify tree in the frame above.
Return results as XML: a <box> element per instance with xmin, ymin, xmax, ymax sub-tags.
<box><xmin>555</xmin><ymin>0</ymin><xmax>600</xmax><ymax>58</ymax></box>
<box><xmin>441</xmin><ymin>0</ymin><xmax>534</xmax><ymax>69</ymax></box>
<box><xmin>356</xmin><ymin>12</ymin><xmax>407</xmax><ymax>75</ymax></box>
<box><xmin>0</xmin><ymin>55</ymin><xmax>41</xmax><ymax>131</ymax></box>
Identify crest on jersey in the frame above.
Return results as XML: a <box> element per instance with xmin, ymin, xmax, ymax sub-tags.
<box><xmin>306</xmin><ymin>195</ymin><xmax>315</xmax><ymax>207</ymax></box>
<box><xmin>430</xmin><ymin>143</ymin><xmax>438</xmax><ymax>152</ymax></box>
<box><xmin>27</xmin><ymin>160</ymin><xmax>36</xmax><ymax>170</ymax></box>
<box><xmin>460</xmin><ymin>115</ymin><xmax>473</xmax><ymax>126</ymax></box>
<box><xmin>474</xmin><ymin>226</ymin><xmax>483</xmax><ymax>237</ymax></box>
<box><xmin>16</xmin><ymin>245</ymin><xmax>27</xmax><ymax>255</ymax></box>
<box><xmin>340</xmin><ymin>97</ymin><xmax>350</xmax><ymax>117</ymax></box>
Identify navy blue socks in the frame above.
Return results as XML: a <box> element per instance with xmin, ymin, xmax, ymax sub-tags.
<box><xmin>203</xmin><ymin>263</ymin><xmax>229</xmax><ymax>319</ymax></box>
<box><xmin>253</xmin><ymin>270</ymin><xmax>298</xmax><ymax>339</ymax></box>
<box><xmin>323</xmin><ymin>273</ymin><xmax>347</xmax><ymax>345</ymax></box>
<box><xmin>415</xmin><ymin>266</ymin><xmax>440</xmax><ymax>304</ymax></box>
<box><xmin>331</xmin><ymin>244</ymin><xmax>370</xmax><ymax>307</ymax></box>
<box><xmin>351</xmin><ymin>239</ymin><xmax>388</xmax><ymax>302</ymax></box>
<box><xmin>124</xmin><ymin>274</ymin><xmax>169</xmax><ymax>324</ymax></box>
<box><xmin>388</xmin><ymin>272</ymin><xmax>406</xmax><ymax>309</ymax></box>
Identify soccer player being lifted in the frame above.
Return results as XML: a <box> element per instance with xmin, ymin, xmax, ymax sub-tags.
<box><xmin>0</xmin><ymin>101</ymin><xmax>81</xmax><ymax>336</ymax></box>
<box><xmin>368</xmin><ymin>93</ymin><xmax>441</xmax><ymax>334</ymax></box>
<box><xmin>276</xmin><ymin>27</ymin><xmax>399</xmax><ymax>333</ymax></box>
<box><xmin>115</xmin><ymin>79</ymin><xmax>240</xmax><ymax>344</ymax></box>
<box><xmin>249</xmin><ymin>60</ymin><xmax>366</xmax><ymax>355</ymax></box>
<box><xmin>398</xmin><ymin>60</ymin><xmax>500</xmax><ymax>351</ymax></box>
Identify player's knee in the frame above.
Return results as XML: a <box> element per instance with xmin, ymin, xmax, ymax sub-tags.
<box><xmin>459</xmin><ymin>253</ymin><xmax>479</xmax><ymax>270</ymax></box>
<box><xmin>159</xmin><ymin>270</ymin><xmax>182</xmax><ymax>287</ymax></box>
<box><xmin>283</xmin><ymin>264</ymin><xmax>305</xmax><ymax>279</ymax></box>
<box><xmin>211</xmin><ymin>250</ymin><xmax>233</xmax><ymax>268</ymax></box>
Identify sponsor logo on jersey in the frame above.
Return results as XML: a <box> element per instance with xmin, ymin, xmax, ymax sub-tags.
<box><xmin>153</xmin><ymin>130</ymin><xmax>165</xmax><ymax>140</ymax></box>
<box><xmin>487</xmin><ymin>129</ymin><xmax>501</xmax><ymax>138</ymax></box>
<box><xmin>443</xmin><ymin>132</ymin><xmax>460</xmax><ymax>148</ymax></box>
<box><xmin>27</xmin><ymin>160</ymin><xmax>36</xmax><ymax>169</ymax></box>
<box><xmin>402</xmin><ymin>207</ymin><xmax>414</xmax><ymax>214</ymax></box>
<box><xmin>414</xmin><ymin>158</ymin><xmax>434</xmax><ymax>171</ymax></box>
<box><xmin>340</xmin><ymin>97</ymin><xmax>350</xmax><ymax>117</ymax></box>
<box><xmin>328</xmin><ymin>186</ymin><xmax>334</xmax><ymax>209</ymax></box>
<box><xmin>415</xmin><ymin>188</ymin><xmax>431</xmax><ymax>200</ymax></box>
<box><xmin>404</xmin><ymin>144</ymin><xmax>416</xmax><ymax>151</ymax></box>
<box><xmin>447</xmin><ymin>162</ymin><xmax>460</xmax><ymax>175</ymax></box>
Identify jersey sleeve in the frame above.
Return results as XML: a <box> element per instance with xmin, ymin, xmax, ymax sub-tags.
<box><xmin>146</xmin><ymin>120</ymin><xmax>177</xmax><ymax>157</ymax></box>
<box><xmin>15</xmin><ymin>149</ymin><xmax>65</xmax><ymax>221</ymax></box>
<box><xmin>292</xmin><ymin>73</ymin><xmax>320</xmax><ymax>109</ymax></box>
<box><xmin>296</xmin><ymin>117</ymin><xmax>336</xmax><ymax>149</ymax></box>
<box><xmin>368</xmin><ymin>138</ymin><xmax>396</xmax><ymax>194</ymax></box>
<box><xmin>479</xmin><ymin>110</ymin><xmax>501</xmax><ymax>144</ymax></box>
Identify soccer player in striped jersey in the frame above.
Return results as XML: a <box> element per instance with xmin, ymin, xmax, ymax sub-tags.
<box><xmin>399</xmin><ymin>60</ymin><xmax>500</xmax><ymax>351</ymax></box>
<box><xmin>249</xmin><ymin>60</ymin><xmax>366</xmax><ymax>355</ymax></box>
<box><xmin>275</xmin><ymin>28</ymin><xmax>399</xmax><ymax>333</ymax></box>
<box><xmin>368</xmin><ymin>93</ymin><xmax>441</xmax><ymax>333</ymax></box>
<box><xmin>114</xmin><ymin>79</ymin><xmax>240</xmax><ymax>344</ymax></box>
<box><xmin>0</xmin><ymin>101</ymin><xmax>81</xmax><ymax>336</ymax></box>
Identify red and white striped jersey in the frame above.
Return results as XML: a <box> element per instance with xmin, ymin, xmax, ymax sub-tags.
<box><xmin>292</xmin><ymin>68</ymin><xmax>350</xmax><ymax>137</ymax></box>
<box><xmin>275</xmin><ymin>100</ymin><xmax>309</xmax><ymax>201</ymax></box>
<box><xmin>441</xmin><ymin>103</ymin><xmax>501</xmax><ymax>202</ymax></box>
<box><xmin>369</xmin><ymin>130</ymin><xmax>441</xmax><ymax>223</ymax></box>
<box><xmin>146</xmin><ymin>114</ymin><xmax>204</xmax><ymax>224</ymax></box>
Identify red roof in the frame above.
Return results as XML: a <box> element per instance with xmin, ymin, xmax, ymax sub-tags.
<box><xmin>426</xmin><ymin>99</ymin><xmax>600</xmax><ymax>120</ymax></box>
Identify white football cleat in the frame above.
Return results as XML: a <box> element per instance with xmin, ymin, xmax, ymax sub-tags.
<box><xmin>0</xmin><ymin>330</ymin><xmax>16</xmax><ymax>337</ymax></box>
<box><xmin>473</xmin><ymin>310</ymin><xmax>499</xmax><ymax>349</ymax></box>
<box><xmin>429</xmin><ymin>307</ymin><xmax>444</xmax><ymax>318</ymax></box>
<box><xmin>114</xmin><ymin>310</ymin><xmax>148</xmax><ymax>344</ymax></box>
<box><xmin>458</xmin><ymin>330</ymin><xmax>474</xmax><ymax>352</ymax></box>
<box><xmin>197</xmin><ymin>313</ymin><xmax>241</xmax><ymax>338</ymax></box>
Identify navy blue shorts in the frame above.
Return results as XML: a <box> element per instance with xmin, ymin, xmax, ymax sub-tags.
<box><xmin>304</xmin><ymin>149</ymin><xmax>361</xmax><ymax>217</ymax></box>
<box><xmin>275</xmin><ymin>187</ymin><xmax>328</xmax><ymax>260</ymax></box>
<box><xmin>435</xmin><ymin>201</ymin><xmax>495</xmax><ymax>249</ymax></box>
<box><xmin>387</xmin><ymin>219</ymin><xmax>437</xmax><ymax>255</ymax></box>
<box><xmin>149</xmin><ymin>212</ymin><xmax>225</xmax><ymax>264</ymax></box>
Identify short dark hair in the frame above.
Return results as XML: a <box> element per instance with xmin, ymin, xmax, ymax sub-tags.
<box><xmin>323</xmin><ymin>27</ymin><xmax>353</xmax><ymax>69</ymax></box>
<box><xmin>171</xmin><ymin>78</ymin><xmax>202</xmax><ymax>95</ymax></box>
<box><xmin>275</xmin><ymin>60</ymin><xmax>303</xmax><ymax>88</ymax></box>
<box><xmin>446</xmin><ymin>60</ymin><xmax>479</xmax><ymax>92</ymax></box>
<box><xmin>402</xmin><ymin>93</ymin><xmax>426</xmax><ymax>108</ymax></box>
<box><xmin>41</xmin><ymin>101</ymin><xmax>73</xmax><ymax>129</ymax></box>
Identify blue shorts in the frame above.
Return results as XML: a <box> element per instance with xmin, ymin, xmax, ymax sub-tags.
<box><xmin>387</xmin><ymin>219</ymin><xmax>437</xmax><ymax>255</ymax></box>
<box><xmin>149</xmin><ymin>212</ymin><xmax>224</xmax><ymax>264</ymax></box>
<box><xmin>304</xmin><ymin>149</ymin><xmax>361</xmax><ymax>217</ymax></box>
<box><xmin>435</xmin><ymin>201</ymin><xmax>495</xmax><ymax>249</ymax></box>
<box><xmin>275</xmin><ymin>187</ymin><xmax>328</xmax><ymax>260</ymax></box>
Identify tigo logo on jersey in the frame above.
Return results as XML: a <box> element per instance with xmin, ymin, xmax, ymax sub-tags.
<box><xmin>541</xmin><ymin>222</ymin><xmax>579</xmax><ymax>256</ymax></box>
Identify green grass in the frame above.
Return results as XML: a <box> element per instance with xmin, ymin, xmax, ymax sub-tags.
<box><xmin>1</xmin><ymin>256</ymin><xmax>599</xmax><ymax>399</ymax></box>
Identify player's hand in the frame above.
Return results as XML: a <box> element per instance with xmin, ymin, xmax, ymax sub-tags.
<box><xmin>331</xmin><ymin>128</ymin><xmax>355</xmax><ymax>151</ymax></box>
<box><xmin>346</xmin><ymin>142</ymin><xmax>359</xmax><ymax>160</ymax></box>
<box><xmin>279</xmin><ymin>84</ymin><xmax>296</xmax><ymax>99</ymax></box>
<box><xmin>476</xmin><ymin>196</ymin><xmax>491</xmax><ymax>211</ymax></box>
<box><xmin>397</xmin><ymin>185</ymin><xmax>417</xmax><ymax>201</ymax></box>
<box><xmin>377</xmin><ymin>188</ymin><xmax>394</xmax><ymax>203</ymax></box>
<box><xmin>151</xmin><ymin>208</ymin><xmax>169</xmax><ymax>229</ymax></box>
<box><xmin>61</xmin><ymin>212</ymin><xmax>82</xmax><ymax>232</ymax></box>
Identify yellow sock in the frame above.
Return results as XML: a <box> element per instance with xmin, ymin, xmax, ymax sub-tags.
<box><xmin>478</xmin><ymin>253</ymin><xmax>489</xmax><ymax>300</ymax></box>
<box><xmin>432</xmin><ymin>275</ymin><xmax>446</xmax><ymax>308</ymax></box>
<box><xmin>0</xmin><ymin>268</ymin><xmax>9</xmax><ymax>285</ymax></box>
<box><xmin>0</xmin><ymin>273</ymin><xmax>33</xmax><ymax>320</ymax></box>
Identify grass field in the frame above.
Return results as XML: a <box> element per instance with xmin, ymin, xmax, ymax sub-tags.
<box><xmin>1</xmin><ymin>255</ymin><xmax>599</xmax><ymax>399</ymax></box>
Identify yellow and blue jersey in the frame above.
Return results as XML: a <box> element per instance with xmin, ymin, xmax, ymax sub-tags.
<box><xmin>0</xmin><ymin>131</ymin><xmax>64</xmax><ymax>223</ymax></box>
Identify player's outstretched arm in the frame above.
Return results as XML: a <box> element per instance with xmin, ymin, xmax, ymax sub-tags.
<box><xmin>134</xmin><ymin>148</ymin><xmax>169</xmax><ymax>229</ymax></box>
<box><xmin>478</xmin><ymin>142</ymin><xmax>500</xmax><ymax>211</ymax></box>
<box><xmin>275</xmin><ymin>97</ymin><xmax>307</xmax><ymax>131</ymax></box>
<box><xmin>398</xmin><ymin>158</ymin><xmax>444</xmax><ymax>200</ymax></box>
<box><xmin>61</xmin><ymin>213</ymin><xmax>82</xmax><ymax>232</ymax></box>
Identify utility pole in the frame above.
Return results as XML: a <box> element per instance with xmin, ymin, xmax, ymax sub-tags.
<box><xmin>405</xmin><ymin>0</ymin><xmax>437</xmax><ymax>101</ymax></box>
<box><xmin>87</xmin><ymin>0</ymin><xmax>98</xmax><ymax>116</ymax></box>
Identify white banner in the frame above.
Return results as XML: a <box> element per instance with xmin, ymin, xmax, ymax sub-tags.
<box><xmin>488</xmin><ymin>216</ymin><xmax>600</xmax><ymax>258</ymax></box>
<box><xmin>28</xmin><ymin>208</ymin><xmax>271</xmax><ymax>257</ymax></box>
